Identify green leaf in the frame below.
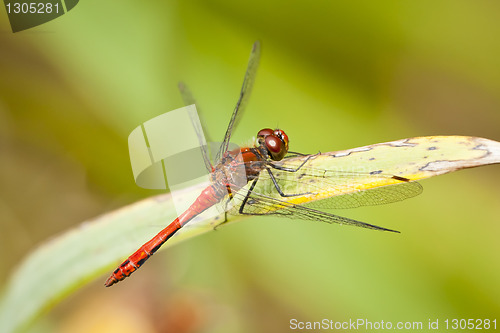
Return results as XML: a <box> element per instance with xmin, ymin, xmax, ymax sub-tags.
<box><xmin>0</xmin><ymin>187</ymin><xmax>232</xmax><ymax>333</ymax></box>
<box><xmin>0</xmin><ymin>135</ymin><xmax>499</xmax><ymax>333</ymax></box>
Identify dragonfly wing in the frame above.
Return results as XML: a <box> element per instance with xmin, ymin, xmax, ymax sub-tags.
<box><xmin>229</xmin><ymin>187</ymin><xmax>398</xmax><ymax>232</ymax></box>
<box><xmin>178</xmin><ymin>81</ymin><xmax>213</xmax><ymax>172</ymax></box>
<box><xmin>216</xmin><ymin>41</ymin><xmax>261</xmax><ymax>162</ymax></box>
<box><xmin>303</xmin><ymin>181</ymin><xmax>422</xmax><ymax>209</ymax></box>
<box><xmin>178</xmin><ymin>81</ymin><xmax>198</xmax><ymax>108</ymax></box>
<box><xmin>257</xmin><ymin>159</ymin><xmax>423</xmax><ymax>209</ymax></box>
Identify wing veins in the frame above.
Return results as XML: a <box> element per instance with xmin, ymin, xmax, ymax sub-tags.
<box><xmin>230</xmin><ymin>186</ymin><xmax>399</xmax><ymax>232</ymax></box>
<box><xmin>216</xmin><ymin>41</ymin><xmax>261</xmax><ymax>162</ymax></box>
<box><xmin>254</xmin><ymin>164</ymin><xmax>423</xmax><ymax>209</ymax></box>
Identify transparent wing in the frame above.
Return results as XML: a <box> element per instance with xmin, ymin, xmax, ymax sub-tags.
<box><xmin>304</xmin><ymin>181</ymin><xmax>422</xmax><ymax>209</ymax></box>
<box><xmin>256</xmin><ymin>165</ymin><xmax>423</xmax><ymax>210</ymax></box>
<box><xmin>227</xmin><ymin>185</ymin><xmax>399</xmax><ymax>232</ymax></box>
<box><xmin>242</xmin><ymin>149</ymin><xmax>422</xmax><ymax>210</ymax></box>
<box><xmin>220</xmin><ymin>153</ymin><xmax>424</xmax><ymax>232</ymax></box>
<box><xmin>178</xmin><ymin>81</ymin><xmax>213</xmax><ymax>172</ymax></box>
<box><xmin>216</xmin><ymin>41</ymin><xmax>261</xmax><ymax>162</ymax></box>
<box><xmin>178</xmin><ymin>81</ymin><xmax>198</xmax><ymax>108</ymax></box>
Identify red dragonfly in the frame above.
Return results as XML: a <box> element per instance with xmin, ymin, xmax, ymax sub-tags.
<box><xmin>105</xmin><ymin>41</ymin><xmax>422</xmax><ymax>287</ymax></box>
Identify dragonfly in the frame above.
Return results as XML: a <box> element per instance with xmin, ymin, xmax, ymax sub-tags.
<box><xmin>105</xmin><ymin>41</ymin><xmax>422</xmax><ymax>287</ymax></box>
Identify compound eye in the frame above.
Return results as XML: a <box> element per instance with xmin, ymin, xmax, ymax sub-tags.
<box><xmin>257</xmin><ymin>128</ymin><xmax>274</xmax><ymax>138</ymax></box>
<box><xmin>273</xmin><ymin>129</ymin><xmax>289</xmax><ymax>146</ymax></box>
<box><xmin>265</xmin><ymin>136</ymin><xmax>286</xmax><ymax>160</ymax></box>
<box><xmin>265</xmin><ymin>136</ymin><xmax>281</xmax><ymax>153</ymax></box>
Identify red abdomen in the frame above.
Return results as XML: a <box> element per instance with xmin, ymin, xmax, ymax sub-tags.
<box><xmin>105</xmin><ymin>185</ymin><xmax>223</xmax><ymax>287</ymax></box>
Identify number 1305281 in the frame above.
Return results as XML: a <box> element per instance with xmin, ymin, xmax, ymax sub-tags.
<box><xmin>444</xmin><ymin>319</ymin><xmax>496</xmax><ymax>330</ymax></box>
<box><xmin>5</xmin><ymin>2</ymin><xmax>60</xmax><ymax>14</ymax></box>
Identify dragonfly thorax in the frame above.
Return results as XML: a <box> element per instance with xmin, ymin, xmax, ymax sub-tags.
<box><xmin>257</xmin><ymin>128</ymin><xmax>289</xmax><ymax>161</ymax></box>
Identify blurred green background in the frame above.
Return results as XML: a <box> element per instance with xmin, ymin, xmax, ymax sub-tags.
<box><xmin>1</xmin><ymin>1</ymin><xmax>499</xmax><ymax>332</ymax></box>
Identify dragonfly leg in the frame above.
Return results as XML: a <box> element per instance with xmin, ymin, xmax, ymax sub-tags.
<box><xmin>268</xmin><ymin>153</ymin><xmax>318</xmax><ymax>172</ymax></box>
<box><xmin>213</xmin><ymin>212</ymin><xmax>229</xmax><ymax>230</ymax></box>
<box><xmin>265</xmin><ymin>167</ymin><xmax>312</xmax><ymax>197</ymax></box>
<box><xmin>213</xmin><ymin>192</ymin><xmax>233</xmax><ymax>230</ymax></box>
<box><xmin>237</xmin><ymin>175</ymin><xmax>303</xmax><ymax>215</ymax></box>
<box><xmin>239</xmin><ymin>177</ymin><xmax>260</xmax><ymax>214</ymax></box>
<box><xmin>285</xmin><ymin>150</ymin><xmax>312</xmax><ymax>158</ymax></box>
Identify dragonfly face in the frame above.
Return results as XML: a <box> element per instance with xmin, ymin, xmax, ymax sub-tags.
<box><xmin>257</xmin><ymin>128</ymin><xmax>289</xmax><ymax>161</ymax></box>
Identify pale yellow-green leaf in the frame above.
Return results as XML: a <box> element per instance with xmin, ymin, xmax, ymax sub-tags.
<box><xmin>0</xmin><ymin>135</ymin><xmax>499</xmax><ymax>332</ymax></box>
<box><xmin>245</xmin><ymin>135</ymin><xmax>500</xmax><ymax>208</ymax></box>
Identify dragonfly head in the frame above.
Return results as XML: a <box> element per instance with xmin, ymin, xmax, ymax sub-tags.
<box><xmin>257</xmin><ymin>128</ymin><xmax>289</xmax><ymax>161</ymax></box>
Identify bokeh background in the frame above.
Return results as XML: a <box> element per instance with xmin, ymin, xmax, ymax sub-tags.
<box><xmin>1</xmin><ymin>1</ymin><xmax>500</xmax><ymax>332</ymax></box>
